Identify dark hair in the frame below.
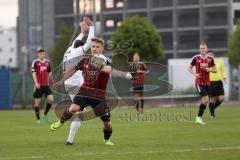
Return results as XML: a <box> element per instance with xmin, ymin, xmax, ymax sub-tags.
<box><xmin>73</xmin><ymin>40</ymin><xmax>85</xmax><ymax>48</ymax></box>
<box><xmin>38</xmin><ymin>48</ymin><xmax>45</xmax><ymax>53</ymax></box>
<box><xmin>200</xmin><ymin>42</ymin><xmax>207</xmax><ymax>46</ymax></box>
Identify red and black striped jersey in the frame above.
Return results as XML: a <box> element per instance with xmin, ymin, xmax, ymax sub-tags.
<box><xmin>76</xmin><ymin>55</ymin><xmax>110</xmax><ymax>98</ymax></box>
<box><xmin>32</xmin><ymin>59</ymin><xmax>51</xmax><ymax>86</ymax></box>
<box><xmin>129</xmin><ymin>62</ymin><xmax>147</xmax><ymax>86</ymax></box>
<box><xmin>190</xmin><ymin>54</ymin><xmax>215</xmax><ymax>85</ymax></box>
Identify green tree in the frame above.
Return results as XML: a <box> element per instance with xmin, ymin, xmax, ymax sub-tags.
<box><xmin>49</xmin><ymin>25</ymin><xmax>74</xmax><ymax>67</ymax></box>
<box><xmin>228</xmin><ymin>19</ymin><xmax>240</xmax><ymax>66</ymax></box>
<box><xmin>111</xmin><ymin>16</ymin><xmax>165</xmax><ymax>62</ymax></box>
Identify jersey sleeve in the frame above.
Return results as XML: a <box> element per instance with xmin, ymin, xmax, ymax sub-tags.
<box><xmin>70</xmin><ymin>33</ymin><xmax>84</xmax><ymax>48</ymax></box>
<box><xmin>210</xmin><ymin>57</ymin><xmax>215</xmax><ymax>67</ymax></box>
<box><xmin>142</xmin><ymin>63</ymin><xmax>147</xmax><ymax>71</ymax></box>
<box><xmin>75</xmin><ymin>58</ymin><xmax>87</xmax><ymax>71</ymax></box>
<box><xmin>81</xmin><ymin>26</ymin><xmax>95</xmax><ymax>53</ymax></box>
<box><xmin>31</xmin><ymin>60</ymin><xmax>37</xmax><ymax>72</ymax></box>
<box><xmin>190</xmin><ymin>57</ymin><xmax>196</xmax><ymax>66</ymax></box>
<box><xmin>220</xmin><ymin>61</ymin><xmax>226</xmax><ymax>79</ymax></box>
<box><xmin>48</xmin><ymin>62</ymin><xmax>52</xmax><ymax>72</ymax></box>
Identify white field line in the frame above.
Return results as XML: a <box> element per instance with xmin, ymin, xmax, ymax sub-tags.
<box><xmin>1</xmin><ymin>146</ymin><xmax>240</xmax><ymax>160</ymax></box>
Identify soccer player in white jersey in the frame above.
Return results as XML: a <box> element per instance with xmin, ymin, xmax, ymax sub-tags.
<box><xmin>62</xmin><ymin>16</ymin><xmax>94</xmax><ymax>145</ymax></box>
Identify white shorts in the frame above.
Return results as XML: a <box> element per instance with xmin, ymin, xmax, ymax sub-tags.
<box><xmin>64</xmin><ymin>70</ymin><xmax>83</xmax><ymax>101</ymax></box>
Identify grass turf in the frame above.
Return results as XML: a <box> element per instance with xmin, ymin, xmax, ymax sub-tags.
<box><xmin>0</xmin><ymin>105</ymin><xmax>240</xmax><ymax>160</ymax></box>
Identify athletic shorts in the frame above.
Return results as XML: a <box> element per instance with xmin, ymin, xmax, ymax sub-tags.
<box><xmin>73</xmin><ymin>88</ymin><xmax>110</xmax><ymax>122</ymax></box>
<box><xmin>133</xmin><ymin>85</ymin><xmax>144</xmax><ymax>95</ymax></box>
<box><xmin>209</xmin><ymin>80</ymin><xmax>224</xmax><ymax>97</ymax></box>
<box><xmin>195</xmin><ymin>85</ymin><xmax>210</xmax><ymax>97</ymax></box>
<box><xmin>33</xmin><ymin>86</ymin><xmax>52</xmax><ymax>98</ymax></box>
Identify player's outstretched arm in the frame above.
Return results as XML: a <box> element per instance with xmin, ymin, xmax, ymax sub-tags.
<box><xmin>52</xmin><ymin>67</ymin><xmax>77</xmax><ymax>91</ymax></box>
<box><xmin>111</xmin><ymin>69</ymin><xmax>133</xmax><ymax>80</ymax></box>
<box><xmin>81</xmin><ymin>17</ymin><xmax>94</xmax><ymax>52</ymax></box>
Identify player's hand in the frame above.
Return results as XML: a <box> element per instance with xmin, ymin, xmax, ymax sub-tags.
<box><xmin>35</xmin><ymin>83</ymin><xmax>40</xmax><ymax>88</ymax></box>
<box><xmin>195</xmin><ymin>73</ymin><xmax>200</xmax><ymax>78</ymax></box>
<box><xmin>83</xmin><ymin>16</ymin><xmax>94</xmax><ymax>26</ymax></box>
<box><xmin>125</xmin><ymin>72</ymin><xmax>132</xmax><ymax>80</ymax></box>
<box><xmin>223</xmin><ymin>78</ymin><xmax>227</xmax><ymax>84</ymax></box>
<box><xmin>205</xmin><ymin>67</ymin><xmax>210</xmax><ymax>72</ymax></box>
<box><xmin>80</xmin><ymin>21</ymin><xmax>89</xmax><ymax>33</ymax></box>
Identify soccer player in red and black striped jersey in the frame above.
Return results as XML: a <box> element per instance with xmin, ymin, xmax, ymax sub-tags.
<box><xmin>32</xmin><ymin>49</ymin><xmax>54</xmax><ymax>124</ymax></box>
<box><xmin>51</xmin><ymin>38</ymin><xmax>115</xmax><ymax>146</ymax></box>
<box><xmin>129</xmin><ymin>53</ymin><xmax>148</xmax><ymax>115</ymax></box>
<box><xmin>188</xmin><ymin>43</ymin><xmax>216</xmax><ymax>125</ymax></box>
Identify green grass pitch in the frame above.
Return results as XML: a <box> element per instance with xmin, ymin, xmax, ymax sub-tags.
<box><xmin>0</xmin><ymin>105</ymin><xmax>240</xmax><ymax>160</ymax></box>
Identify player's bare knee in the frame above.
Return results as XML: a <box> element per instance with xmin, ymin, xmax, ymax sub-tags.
<box><xmin>34</xmin><ymin>98</ymin><xmax>41</xmax><ymax>106</ymax></box>
<box><xmin>47</xmin><ymin>95</ymin><xmax>54</xmax><ymax>104</ymax></box>
<box><xmin>219</xmin><ymin>96</ymin><xmax>225</xmax><ymax>102</ymax></box>
<box><xmin>201</xmin><ymin>96</ymin><xmax>209</xmax><ymax>105</ymax></box>
<box><xmin>103</xmin><ymin>121</ymin><xmax>112</xmax><ymax>129</ymax></box>
<box><xmin>69</xmin><ymin>104</ymin><xmax>80</xmax><ymax>113</ymax></box>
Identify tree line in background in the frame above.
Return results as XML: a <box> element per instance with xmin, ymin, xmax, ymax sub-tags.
<box><xmin>49</xmin><ymin>16</ymin><xmax>165</xmax><ymax>67</ymax></box>
<box><xmin>49</xmin><ymin>16</ymin><xmax>240</xmax><ymax>67</ymax></box>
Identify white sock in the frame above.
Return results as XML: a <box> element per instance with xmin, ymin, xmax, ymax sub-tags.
<box><xmin>67</xmin><ymin>118</ymin><xmax>81</xmax><ymax>143</ymax></box>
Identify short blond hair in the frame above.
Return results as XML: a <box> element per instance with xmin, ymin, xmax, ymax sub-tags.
<box><xmin>91</xmin><ymin>37</ymin><xmax>105</xmax><ymax>46</ymax></box>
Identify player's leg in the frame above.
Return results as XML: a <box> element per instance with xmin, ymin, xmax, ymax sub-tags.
<box><xmin>65</xmin><ymin>86</ymin><xmax>82</xmax><ymax>145</ymax></box>
<box><xmin>66</xmin><ymin>117</ymin><xmax>81</xmax><ymax>145</ymax></box>
<box><xmin>51</xmin><ymin>103</ymin><xmax>80</xmax><ymax>131</ymax></box>
<box><xmin>91</xmin><ymin>98</ymin><xmax>114</xmax><ymax>145</ymax></box>
<box><xmin>139</xmin><ymin>86</ymin><xmax>144</xmax><ymax>115</ymax></box>
<box><xmin>102</xmin><ymin>118</ymin><xmax>114</xmax><ymax>146</ymax></box>
<box><xmin>214</xmin><ymin>81</ymin><xmax>225</xmax><ymax>110</ymax></box>
<box><xmin>134</xmin><ymin>93</ymin><xmax>140</xmax><ymax>114</ymax></box>
<box><xmin>33</xmin><ymin>87</ymin><xmax>42</xmax><ymax>123</ymax></box>
<box><xmin>195</xmin><ymin>85</ymin><xmax>209</xmax><ymax>124</ymax></box>
<box><xmin>51</xmin><ymin>94</ymin><xmax>86</xmax><ymax>131</ymax></box>
<box><xmin>209</xmin><ymin>82</ymin><xmax>217</xmax><ymax>118</ymax></box>
<box><xmin>42</xmin><ymin>87</ymin><xmax>54</xmax><ymax>123</ymax></box>
<box><xmin>209</xmin><ymin>96</ymin><xmax>216</xmax><ymax>118</ymax></box>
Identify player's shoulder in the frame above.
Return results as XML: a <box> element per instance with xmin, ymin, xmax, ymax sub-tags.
<box><xmin>190</xmin><ymin>54</ymin><xmax>199</xmax><ymax>61</ymax></box>
<box><xmin>206</xmin><ymin>55</ymin><xmax>214</xmax><ymax>59</ymax></box>
<box><xmin>45</xmin><ymin>59</ymin><xmax>51</xmax><ymax>62</ymax></box>
<box><xmin>32</xmin><ymin>59</ymin><xmax>39</xmax><ymax>64</ymax></box>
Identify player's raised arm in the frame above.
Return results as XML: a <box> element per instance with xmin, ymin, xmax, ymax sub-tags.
<box><xmin>81</xmin><ymin>16</ymin><xmax>95</xmax><ymax>53</ymax></box>
<box><xmin>69</xmin><ymin>21</ymin><xmax>89</xmax><ymax>48</ymax></box>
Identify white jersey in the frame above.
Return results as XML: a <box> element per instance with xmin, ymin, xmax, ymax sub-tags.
<box><xmin>63</xmin><ymin>26</ymin><xmax>94</xmax><ymax>100</ymax></box>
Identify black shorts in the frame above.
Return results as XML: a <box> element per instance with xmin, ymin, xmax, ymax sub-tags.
<box><xmin>209</xmin><ymin>81</ymin><xmax>224</xmax><ymax>97</ymax></box>
<box><xmin>133</xmin><ymin>85</ymin><xmax>144</xmax><ymax>95</ymax></box>
<box><xmin>196</xmin><ymin>85</ymin><xmax>210</xmax><ymax>97</ymax></box>
<box><xmin>73</xmin><ymin>88</ymin><xmax>110</xmax><ymax>122</ymax></box>
<box><xmin>33</xmin><ymin>86</ymin><xmax>52</xmax><ymax>98</ymax></box>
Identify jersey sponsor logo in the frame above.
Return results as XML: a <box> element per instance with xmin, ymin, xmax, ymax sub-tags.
<box><xmin>87</xmin><ymin>70</ymin><xmax>99</xmax><ymax>76</ymax></box>
<box><xmin>200</xmin><ymin>63</ymin><xmax>208</xmax><ymax>68</ymax></box>
<box><xmin>40</xmin><ymin>66</ymin><xmax>47</xmax><ymax>71</ymax></box>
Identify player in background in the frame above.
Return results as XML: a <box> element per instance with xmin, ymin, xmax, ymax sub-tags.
<box><xmin>32</xmin><ymin>48</ymin><xmax>54</xmax><ymax>124</ymax></box>
<box><xmin>208</xmin><ymin>50</ymin><xmax>226</xmax><ymax>118</ymax></box>
<box><xmin>129</xmin><ymin>53</ymin><xmax>148</xmax><ymax>115</ymax></box>
<box><xmin>188</xmin><ymin>43</ymin><xmax>216</xmax><ymax>125</ymax></box>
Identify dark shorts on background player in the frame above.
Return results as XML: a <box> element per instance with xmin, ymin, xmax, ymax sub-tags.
<box><xmin>133</xmin><ymin>85</ymin><xmax>144</xmax><ymax>95</ymax></box>
<box><xmin>196</xmin><ymin>85</ymin><xmax>210</xmax><ymax>97</ymax></box>
<box><xmin>33</xmin><ymin>86</ymin><xmax>52</xmax><ymax>98</ymax></box>
<box><xmin>73</xmin><ymin>88</ymin><xmax>110</xmax><ymax>122</ymax></box>
<box><xmin>209</xmin><ymin>80</ymin><xmax>224</xmax><ymax>97</ymax></box>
